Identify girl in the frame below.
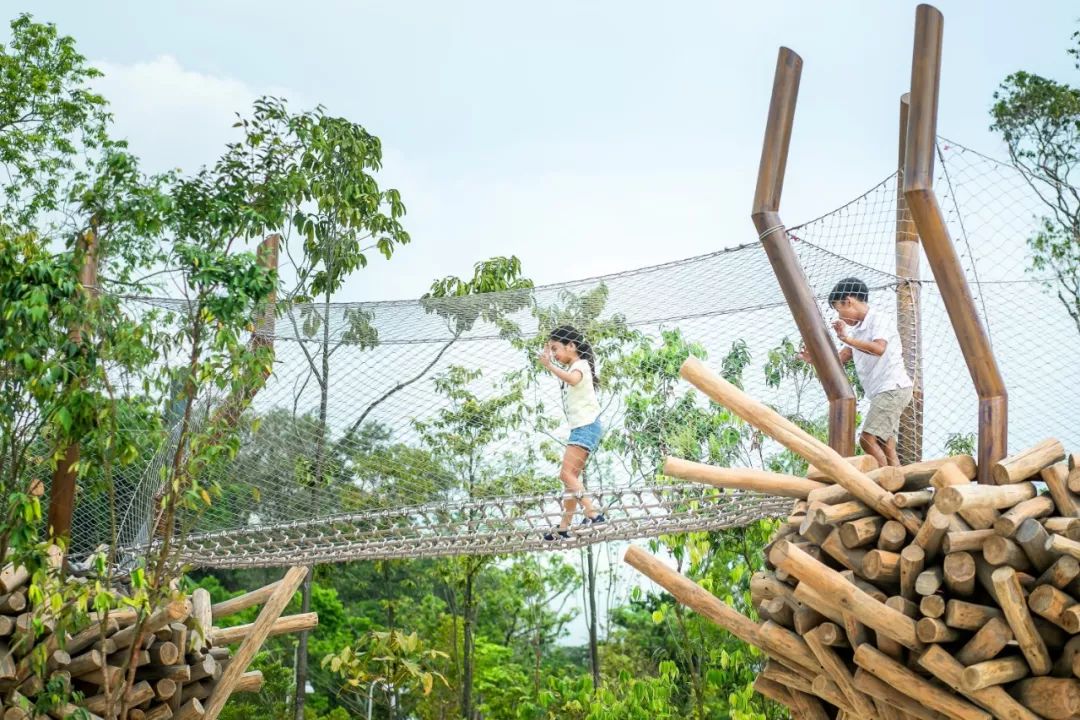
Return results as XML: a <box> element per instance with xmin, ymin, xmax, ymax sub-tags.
<box><xmin>538</xmin><ymin>325</ymin><xmax>605</xmax><ymax>540</ymax></box>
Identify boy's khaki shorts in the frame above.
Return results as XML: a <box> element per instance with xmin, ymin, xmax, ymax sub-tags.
<box><xmin>863</xmin><ymin>386</ymin><xmax>914</xmax><ymax>442</ymax></box>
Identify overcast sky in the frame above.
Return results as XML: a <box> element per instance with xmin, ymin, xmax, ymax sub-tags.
<box><xmin>14</xmin><ymin>1</ymin><xmax>1078</xmax><ymax>301</ymax></box>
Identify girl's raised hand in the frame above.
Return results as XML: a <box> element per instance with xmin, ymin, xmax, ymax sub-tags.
<box><xmin>537</xmin><ymin>347</ymin><xmax>553</xmax><ymax>369</ymax></box>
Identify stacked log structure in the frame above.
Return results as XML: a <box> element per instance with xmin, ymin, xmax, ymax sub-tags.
<box><xmin>0</xmin><ymin>565</ymin><xmax>313</xmax><ymax>720</ymax></box>
<box><xmin>628</xmin><ymin>357</ymin><xmax>1080</xmax><ymax>720</ymax></box>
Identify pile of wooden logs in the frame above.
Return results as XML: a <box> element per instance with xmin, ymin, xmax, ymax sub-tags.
<box><xmin>627</xmin><ymin>357</ymin><xmax>1080</xmax><ymax>720</ymax></box>
<box><xmin>0</xmin><ymin>564</ymin><xmax>314</xmax><ymax>720</ymax></box>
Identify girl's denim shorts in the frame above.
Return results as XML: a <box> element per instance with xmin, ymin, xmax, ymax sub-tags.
<box><xmin>568</xmin><ymin>418</ymin><xmax>603</xmax><ymax>453</ymax></box>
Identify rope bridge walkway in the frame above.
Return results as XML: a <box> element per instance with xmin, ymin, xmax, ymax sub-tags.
<box><xmin>71</xmin><ymin>139</ymin><xmax>1080</xmax><ymax>568</ymax></box>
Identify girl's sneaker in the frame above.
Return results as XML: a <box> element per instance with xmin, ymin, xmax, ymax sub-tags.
<box><xmin>582</xmin><ymin>513</ymin><xmax>606</xmax><ymax>525</ymax></box>
<box><xmin>543</xmin><ymin>529</ymin><xmax>571</xmax><ymax>542</ymax></box>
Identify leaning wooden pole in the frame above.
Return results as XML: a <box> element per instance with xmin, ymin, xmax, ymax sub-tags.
<box><xmin>903</xmin><ymin>4</ymin><xmax>1006</xmax><ymax>484</ymax></box>
<box><xmin>896</xmin><ymin>93</ymin><xmax>924</xmax><ymax>466</ymax></box>
<box><xmin>752</xmin><ymin>47</ymin><xmax>856</xmax><ymax>457</ymax></box>
<box><xmin>48</xmin><ymin>220</ymin><xmax>100</xmax><ymax>545</ymax></box>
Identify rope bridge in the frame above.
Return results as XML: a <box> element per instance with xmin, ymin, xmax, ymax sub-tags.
<box><xmin>70</xmin><ymin>139</ymin><xmax>1080</xmax><ymax>568</ymax></box>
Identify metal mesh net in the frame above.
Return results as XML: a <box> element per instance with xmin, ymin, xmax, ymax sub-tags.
<box><xmin>70</xmin><ymin>138</ymin><xmax>1080</xmax><ymax>568</ymax></box>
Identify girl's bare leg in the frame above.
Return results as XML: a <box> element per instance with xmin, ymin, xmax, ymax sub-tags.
<box><xmin>859</xmin><ymin>432</ymin><xmax>888</xmax><ymax>467</ymax></box>
<box><xmin>559</xmin><ymin>445</ymin><xmax>596</xmax><ymax>528</ymax></box>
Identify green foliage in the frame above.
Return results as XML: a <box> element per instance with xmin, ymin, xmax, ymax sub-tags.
<box><xmin>991</xmin><ymin>26</ymin><xmax>1080</xmax><ymax>334</ymax></box>
<box><xmin>945</xmin><ymin>432</ymin><xmax>976</xmax><ymax>457</ymax></box>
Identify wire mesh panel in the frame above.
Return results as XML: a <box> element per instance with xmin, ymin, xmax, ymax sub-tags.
<box><xmin>70</xmin><ymin>138</ymin><xmax>1080</xmax><ymax>568</ymax></box>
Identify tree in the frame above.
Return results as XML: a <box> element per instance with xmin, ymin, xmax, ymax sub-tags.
<box><xmin>992</xmin><ymin>27</ymin><xmax>1080</xmax><ymax>334</ymax></box>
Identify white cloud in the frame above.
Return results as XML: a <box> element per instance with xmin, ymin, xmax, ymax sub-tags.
<box><xmin>93</xmin><ymin>55</ymin><xmax>294</xmax><ymax>174</ymax></box>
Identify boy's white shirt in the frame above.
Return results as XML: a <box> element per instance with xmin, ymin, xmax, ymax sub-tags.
<box><xmin>562</xmin><ymin>359</ymin><xmax>601</xmax><ymax>428</ymax></box>
<box><xmin>846</xmin><ymin>306</ymin><xmax>913</xmax><ymax>399</ymax></box>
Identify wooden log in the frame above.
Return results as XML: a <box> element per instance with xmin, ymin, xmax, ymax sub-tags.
<box><xmin>944</xmin><ymin>529</ymin><xmax>996</xmax><ymax>554</ymax></box>
<box><xmin>916</xmin><ymin>617</ymin><xmax>959</xmax><ymax>643</ymax></box>
<box><xmin>879</xmin><ymin>596</ymin><xmax>916</xmax><ymax>660</ymax></box>
<box><xmin>878</xmin><ymin>521</ymin><xmax>907</xmax><ymax>552</ymax></box>
<box><xmin>0</xmin><ymin>565</ymin><xmax>29</xmax><ymax>595</ymax></box>
<box><xmin>853</xmin><ymin>644</ymin><xmax>990</xmax><ymax>720</ymax></box>
<box><xmin>893</xmin><ymin>489</ymin><xmax>934</xmax><ymax>508</ymax></box>
<box><xmin>84</xmin><ymin>680</ymin><xmax>154</xmax><ymax>715</ymax></box>
<box><xmin>182</xmin><ymin>681</ymin><xmax>210</xmax><ymax>702</ymax></box>
<box><xmin>840</xmin><ymin>516</ymin><xmax>886</xmax><ymax>548</ymax></box>
<box><xmin>1046</xmin><ymin>533</ymin><xmax>1080</xmax><ymax>561</ymax></box>
<box><xmin>804</xmin><ymin>625</ymin><xmax>878</xmax><ymax>718</ymax></box>
<box><xmin>202</xmin><ymin>566</ymin><xmax>314</xmax><ymax>719</ymax></box>
<box><xmin>750</xmin><ymin>571</ymin><xmax>795</xmax><ymax>606</ymax></box>
<box><xmin>1058</xmin><ymin>604</ymin><xmax>1080</xmax><ymax>633</ymax></box>
<box><xmin>663</xmin><ymin>457</ymin><xmax>828</xmax><ymax>498</ymax></box>
<box><xmin>819</xmin><ymin>530</ymin><xmax>867</xmax><ymax>574</ymax></box>
<box><xmin>189</xmin><ymin>589</ymin><xmax>212</xmax><ymax>653</ymax></box>
<box><xmin>992</xmin><ymin>438</ymin><xmax>1065</xmax><ymax>485</ymax></box>
<box><xmin>233</xmin><ymin>670</ymin><xmax>263</xmax><ymax>694</ymax></box>
<box><xmin>625</xmin><ymin>546</ymin><xmax>766</xmax><ymax>649</ymax></box>
<box><xmin>915</xmin><ymin>566</ymin><xmax>944</xmax><ymax>596</ymax></box>
<box><xmin>789</xmin><ymin>687</ymin><xmax>833</xmax><ymax>720</ymax></box>
<box><xmin>752</xmin><ymin>675</ymin><xmax>796</xmax><ymax>712</ymax></box>
<box><xmin>917</xmin><ymin>645</ymin><xmax>1041</xmax><ymax>720</ymax></box>
<box><xmin>852</xmin><ymin>668</ymin><xmax>951</xmax><ymax>720</ymax></box>
<box><xmin>841</xmin><ymin>611</ymin><xmax>871</xmax><ymax>650</ymax></box>
<box><xmin>932</xmin><ymin>464</ymin><xmax>1002</xmax><ymax>529</ymax></box>
<box><xmin>807</xmin><ymin>454</ymin><xmax>880</xmax><ymax>481</ymax></box>
<box><xmin>66</xmin><ymin>620</ymin><xmax>118</xmax><ymax>656</ymax></box>
<box><xmin>1042</xmin><ymin>463</ymin><xmax>1080</xmax><ymax>518</ymax></box>
<box><xmin>995</xmin><ymin>495</ymin><xmax>1055</xmax><ymax>537</ymax></box>
<box><xmin>1044</xmin><ymin>517</ymin><xmax>1080</xmax><ymax>538</ymax></box>
<box><xmin>914</xmin><ymin>508</ymin><xmax>951</xmax><ymax>561</ymax></box>
<box><xmin>145</xmin><ymin>705</ymin><xmax>174</xmax><ymax>720</ymax></box>
<box><xmin>992</xmin><ymin>566</ymin><xmax>1052</xmax><ymax>675</ymax></box>
<box><xmin>793</xmin><ymin>582</ymin><xmax>846</xmax><ymax>627</ymax></box>
<box><xmin>900</xmin><ymin>544</ymin><xmax>925</xmax><ymax>600</ymax></box>
<box><xmin>1014</xmin><ymin>518</ymin><xmax>1056</xmax><ymax>572</ymax></box>
<box><xmin>210</xmin><ymin>582</ymin><xmax>283</xmax><ymax>621</ymax></box>
<box><xmin>174</xmin><ymin>698</ymin><xmax>204</xmax><ymax>720</ymax></box>
<box><xmin>769</xmin><ymin>540</ymin><xmax>922</xmax><ymax>650</ymax></box>
<box><xmin>945</xmin><ymin>600</ymin><xmax>1002</xmax><ymax>631</ymax></box>
<box><xmin>761</xmin><ymin>597</ymin><xmax>794</xmax><ymax>628</ymax></box>
<box><xmin>758</xmin><ymin>620</ymin><xmax>827</xmax><ymax>676</ymax></box>
<box><xmin>873</xmin><ymin>455</ymin><xmax>977</xmax><ymax>491</ymax></box>
<box><xmin>149</xmin><ymin>641</ymin><xmax>180</xmax><ymax>667</ymax></box>
<box><xmin>111</xmin><ymin>601</ymin><xmax>191</xmax><ymax>652</ymax></box>
<box><xmin>864</xmin><ymin>550</ymin><xmax>902</xmax><ymax>584</ymax></box>
<box><xmin>935</xmin><ymin>481</ymin><xmax>1036</xmax><ymax>517</ymax></box>
<box><xmin>840</xmin><ymin>570</ymin><xmax>887</xmax><ymax>602</ymax></box>
<box><xmin>1008</xmin><ymin>677</ymin><xmax>1080</xmax><ymax>719</ymax></box>
<box><xmin>1053</xmin><ymin>635</ymin><xmax>1080</xmax><ymax>678</ymax></box>
<box><xmin>78</xmin><ymin>665</ymin><xmax>124</xmax><ymax>687</ymax></box>
<box><xmin>1028</xmin><ymin>584</ymin><xmax>1077</xmax><ymax>631</ymax></box>
<box><xmin>810</xmin><ymin>500</ymin><xmax>875</xmax><ymax>526</ymax></box>
<box><xmin>956</xmin><ymin>617</ymin><xmax>1013</xmax><ymax>666</ymax></box>
<box><xmin>920</xmin><ymin>594</ymin><xmax>946</xmax><ymax>619</ymax></box>
<box><xmin>678</xmin><ymin>358</ymin><xmax>919</xmax><ymax>532</ymax></box>
<box><xmin>207</xmin><ymin>613</ymin><xmax>318</xmax><ymax>647</ymax></box>
<box><xmin>155</xmin><ymin>677</ymin><xmax>178</xmax><ymax>701</ymax></box>
<box><xmin>0</xmin><ymin>615</ymin><xmax>15</xmax><ymax>637</ymax></box>
<box><xmin>813</xmin><ymin>622</ymin><xmax>848</xmax><ymax>647</ymax></box>
<box><xmin>960</xmin><ymin>656</ymin><xmax>1030</xmax><ymax>692</ymax></box>
<box><xmin>983</xmin><ymin>536</ymin><xmax>1033</xmax><ymax>572</ymax></box>
<box><xmin>1036</xmin><ymin>555</ymin><xmax>1080</xmax><ymax>590</ymax></box>
<box><xmin>138</xmin><ymin>663</ymin><xmax>191</xmax><ymax>682</ymax></box>
<box><xmin>944</xmin><ymin>552</ymin><xmax>976</xmax><ymax>596</ymax></box>
<box><xmin>0</xmin><ymin>591</ymin><xmax>26</xmax><ymax>614</ymax></box>
<box><xmin>188</xmin><ymin>655</ymin><xmax>218</xmax><ymax>683</ymax></box>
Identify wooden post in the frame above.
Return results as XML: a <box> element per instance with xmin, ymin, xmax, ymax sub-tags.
<box><xmin>896</xmin><ymin>92</ymin><xmax>924</xmax><ymax>465</ymax></box>
<box><xmin>48</xmin><ymin>222</ymin><xmax>100</xmax><ymax>543</ymax></box>
<box><xmin>202</xmin><ymin>566</ymin><xmax>307</xmax><ymax>720</ymax></box>
<box><xmin>752</xmin><ymin>47</ymin><xmax>856</xmax><ymax>456</ymax></box>
<box><xmin>904</xmin><ymin>4</ymin><xmax>1006</xmax><ymax>483</ymax></box>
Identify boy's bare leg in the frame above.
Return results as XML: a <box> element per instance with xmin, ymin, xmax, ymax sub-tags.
<box><xmin>885</xmin><ymin>436</ymin><xmax>901</xmax><ymax>467</ymax></box>
<box><xmin>859</xmin><ymin>432</ymin><xmax>888</xmax><ymax>467</ymax></box>
<box><xmin>560</xmin><ymin>445</ymin><xmax>597</xmax><ymax>528</ymax></box>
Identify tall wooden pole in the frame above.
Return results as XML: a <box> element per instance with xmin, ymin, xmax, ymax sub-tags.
<box><xmin>48</xmin><ymin>221</ymin><xmax>100</xmax><ymax>544</ymax></box>
<box><xmin>896</xmin><ymin>93</ymin><xmax>924</xmax><ymax>465</ymax></box>
<box><xmin>753</xmin><ymin>47</ymin><xmax>856</xmax><ymax>456</ymax></box>
<box><xmin>903</xmin><ymin>4</ymin><xmax>1006</xmax><ymax>484</ymax></box>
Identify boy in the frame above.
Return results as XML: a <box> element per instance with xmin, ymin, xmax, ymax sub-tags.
<box><xmin>804</xmin><ymin>277</ymin><xmax>913</xmax><ymax>466</ymax></box>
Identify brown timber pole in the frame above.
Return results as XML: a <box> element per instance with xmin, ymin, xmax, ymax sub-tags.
<box><xmin>752</xmin><ymin>47</ymin><xmax>856</xmax><ymax>456</ymax></box>
<box><xmin>48</xmin><ymin>221</ymin><xmax>100</xmax><ymax>544</ymax></box>
<box><xmin>903</xmin><ymin>5</ymin><xmax>1006</xmax><ymax>484</ymax></box>
<box><xmin>896</xmin><ymin>93</ymin><xmax>924</xmax><ymax>465</ymax></box>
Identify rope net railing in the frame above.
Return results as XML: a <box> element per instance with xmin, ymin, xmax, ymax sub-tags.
<box><xmin>69</xmin><ymin>138</ymin><xmax>1080</xmax><ymax>568</ymax></box>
